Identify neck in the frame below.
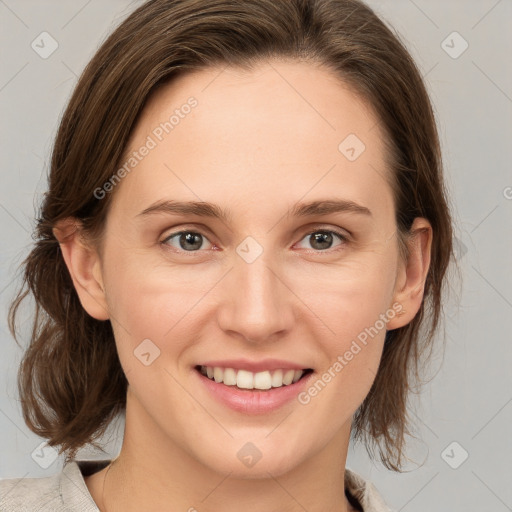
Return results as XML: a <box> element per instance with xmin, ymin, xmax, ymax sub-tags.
<box><xmin>98</xmin><ymin>389</ymin><xmax>356</xmax><ymax>512</ymax></box>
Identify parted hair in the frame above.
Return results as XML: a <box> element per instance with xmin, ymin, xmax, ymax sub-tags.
<box><xmin>8</xmin><ymin>0</ymin><xmax>456</xmax><ymax>470</ymax></box>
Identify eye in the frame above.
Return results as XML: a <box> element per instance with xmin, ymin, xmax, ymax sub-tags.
<box><xmin>295</xmin><ymin>229</ymin><xmax>348</xmax><ymax>252</ymax></box>
<box><xmin>160</xmin><ymin>227</ymin><xmax>349</xmax><ymax>255</ymax></box>
<box><xmin>161</xmin><ymin>230</ymin><xmax>214</xmax><ymax>253</ymax></box>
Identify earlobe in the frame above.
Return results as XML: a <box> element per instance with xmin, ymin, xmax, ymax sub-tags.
<box><xmin>386</xmin><ymin>218</ymin><xmax>433</xmax><ymax>330</ymax></box>
<box><xmin>53</xmin><ymin>218</ymin><xmax>109</xmax><ymax>321</ymax></box>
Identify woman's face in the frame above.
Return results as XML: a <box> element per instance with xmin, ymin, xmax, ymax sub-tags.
<box><xmin>91</xmin><ymin>60</ymin><xmax>411</xmax><ymax>477</ymax></box>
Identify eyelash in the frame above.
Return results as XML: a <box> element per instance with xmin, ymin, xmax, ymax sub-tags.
<box><xmin>160</xmin><ymin>226</ymin><xmax>350</xmax><ymax>256</ymax></box>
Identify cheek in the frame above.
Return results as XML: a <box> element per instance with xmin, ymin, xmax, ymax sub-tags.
<box><xmin>102</xmin><ymin>244</ymin><xmax>203</xmax><ymax>335</ymax></box>
<box><xmin>303</xmin><ymin>244</ymin><xmax>397</xmax><ymax>343</ymax></box>
<box><xmin>297</xmin><ymin>285</ymin><xmax>393</xmax><ymax>435</ymax></box>
<box><xmin>298</xmin><ymin>246</ymin><xmax>397</xmax><ymax>411</ymax></box>
<box><xmin>100</xmin><ymin>250</ymin><xmax>219</xmax><ymax>391</ymax></box>
<box><xmin>102</xmin><ymin>263</ymin><xmax>202</xmax><ymax>420</ymax></box>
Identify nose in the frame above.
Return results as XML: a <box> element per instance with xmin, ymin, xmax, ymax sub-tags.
<box><xmin>216</xmin><ymin>247</ymin><xmax>296</xmax><ymax>344</ymax></box>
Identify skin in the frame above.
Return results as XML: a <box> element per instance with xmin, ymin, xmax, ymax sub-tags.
<box><xmin>54</xmin><ymin>59</ymin><xmax>432</xmax><ymax>512</ymax></box>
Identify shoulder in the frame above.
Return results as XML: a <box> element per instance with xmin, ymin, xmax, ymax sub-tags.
<box><xmin>345</xmin><ymin>467</ymin><xmax>395</xmax><ymax>512</ymax></box>
<box><xmin>0</xmin><ymin>470</ymin><xmax>63</xmax><ymax>511</ymax></box>
<box><xmin>0</xmin><ymin>460</ymin><xmax>108</xmax><ymax>512</ymax></box>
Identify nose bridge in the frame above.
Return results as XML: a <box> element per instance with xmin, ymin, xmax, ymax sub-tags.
<box><xmin>217</xmin><ymin>239</ymin><xmax>294</xmax><ymax>342</ymax></box>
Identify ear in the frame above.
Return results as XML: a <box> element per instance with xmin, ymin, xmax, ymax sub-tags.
<box><xmin>53</xmin><ymin>217</ymin><xmax>109</xmax><ymax>321</ymax></box>
<box><xmin>386</xmin><ymin>217</ymin><xmax>433</xmax><ymax>330</ymax></box>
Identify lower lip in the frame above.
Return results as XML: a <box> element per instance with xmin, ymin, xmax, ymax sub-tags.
<box><xmin>195</xmin><ymin>368</ymin><xmax>314</xmax><ymax>414</ymax></box>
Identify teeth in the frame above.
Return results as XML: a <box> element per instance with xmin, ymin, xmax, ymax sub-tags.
<box><xmin>199</xmin><ymin>366</ymin><xmax>307</xmax><ymax>390</ymax></box>
<box><xmin>292</xmin><ymin>370</ymin><xmax>303</xmax><ymax>383</ymax></box>
<box><xmin>283</xmin><ymin>369</ymin><xmax>295</xmax><ymax>385</ymax></box>
<box><xmin>271</xmin><ymin>369</ymin><xmax>283</xmax><ymax>387</ymax></box>
<box><xmin>237</xmin><ymin>369</ymin><xmax>254</xmax><ymax>389</ymax></box>
<box><xmin>213</xmin><ymin>367</ymin><xmax>223</xmax><ymax>383</ymax></box>
<box><xmin>223</xmin><ymin>367</ymin><xmax>237</xmax><ymax>386</ymax></box>
<box><xmin>254</xmin><ymin>371</ymin><xmax>272</xmax><ymax>390</ymax></box>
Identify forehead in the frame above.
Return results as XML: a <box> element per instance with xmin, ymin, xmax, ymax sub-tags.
<box><xmin>111</xmin><ymin>59</ymin><xmax>393</xmax><ymax>223</ymax></box>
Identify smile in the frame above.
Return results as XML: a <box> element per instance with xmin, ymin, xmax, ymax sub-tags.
<box><xmin>196</xmin><ymin>365</ymin><xmax>314</xmax><ymax>390</ymax></box>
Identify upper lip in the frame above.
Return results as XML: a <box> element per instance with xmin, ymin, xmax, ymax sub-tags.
<box><xmin>197</xmin><ymin>358</ymin><xmax>312</xmax><ymax>373</ymax></box>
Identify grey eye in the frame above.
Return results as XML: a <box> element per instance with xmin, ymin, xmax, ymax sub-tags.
<box><xmin>163</xmin><ymin>231</ymin><xmax>210</xmax><ymax>251</ymax></box>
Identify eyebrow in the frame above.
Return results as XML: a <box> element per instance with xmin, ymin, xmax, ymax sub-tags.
<box><xmin>137</xmin><ymin>198</ymin><xmax>372</xmax><ymax>222</ymax></box>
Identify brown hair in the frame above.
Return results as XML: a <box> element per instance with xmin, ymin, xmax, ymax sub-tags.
<box><xmin>8</xmin><ymin>0</ymin><xmax>456</xmax><ymax>470</ymax></box>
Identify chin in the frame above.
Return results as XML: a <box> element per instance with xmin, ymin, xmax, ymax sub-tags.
<box><xmin>190</xmin><ymin>436</ymin><xmax>309</xmax><ymax>479</ymax></box>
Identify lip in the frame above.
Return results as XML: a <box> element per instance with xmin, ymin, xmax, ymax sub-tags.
<box><xmin>194</xmin><ymin>367</ymin><xmax>314</xmax><ymax>414</ymax></box>
<box><xmin>198</xmin><ymin>358</ymin><xmax>311</xmax><ymax>373</ymax></box>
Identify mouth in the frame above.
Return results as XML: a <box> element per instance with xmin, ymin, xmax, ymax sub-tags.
<box><xmin>194</xmin><ymin>365</ymin><xmax>314</xmax><ymax>391</ymax></box>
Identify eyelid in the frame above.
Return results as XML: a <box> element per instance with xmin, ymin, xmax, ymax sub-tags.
<box><xmin>161</xmin><ymin>223</ymin><xmax>351</xmax><ymax>240</ymax></box>
<box><xmin>301</xmin><ymin>224</ymin><xmax>351</xmax><ymax>239</ymax></box>
<box><xmin>160</xmin><ymin>224</ymin><xmax>215</xmax><ymax>242</ymax></box>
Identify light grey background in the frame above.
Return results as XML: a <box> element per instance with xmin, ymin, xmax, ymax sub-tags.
<box><xmin>1</xmin><ymin>0</ymin><xmax>511</xmax><ymax>510</ymax></box>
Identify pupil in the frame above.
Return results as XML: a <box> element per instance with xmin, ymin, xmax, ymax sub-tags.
<box><xmin>311</xmin><ymin>232</ymin><xmax>332</xmax><ymax>250</ymax></box>
<box><xmin>181</xmin><ymin>232</ymin><xmax>202</xmax><ymax>250</ymax></box>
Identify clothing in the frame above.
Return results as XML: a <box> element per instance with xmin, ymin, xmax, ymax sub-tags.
<box><xmin>0</xmin><ymin>460</ymin><xmax>394</xmax><ymax>511</ymax></box>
